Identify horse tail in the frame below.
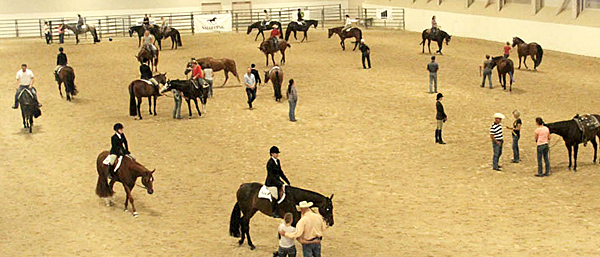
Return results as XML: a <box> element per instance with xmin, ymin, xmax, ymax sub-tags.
<box><xmin>176</xmin><ymin>30</ymin><xmax>182</xmax><ymax>46</ymax></box>
<box><xmin>129</xmin><ymin>82</ymin><xmax>137</xmax><ymax>116</ymax></box>
<box><xmin>535</xmin><ymin>45</ymin><xmax>543</xmax><ymax>68</ymax></box>
<box><xmin>285</xmin><ymin>26</ymin><xmax>291</xmax><ymax>41</ymax></box>
<box><xmin>65</xmin><ymin>70</ymin><xmax>78</xmax><ymax>96</ymax></box>
<box><xmin>229</xmin><ymin>202</ymin><xmax>242</xmax><ymax>237</ymax></box>
<box><xmin>96</xmin><ymin>157</ymin><xmax>114</xmax><ymax>198</ymax></box>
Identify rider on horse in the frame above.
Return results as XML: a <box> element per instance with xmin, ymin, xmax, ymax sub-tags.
<box><xmin>108</xmin><ymin>123</ymin><xmax>130</xmax><ymax>180</ymax></box>
<box><xmin>297</xmin><ymin>8</ymin><xmax>305</xmax><ymax>26</ymax></box>
<box><xmin>143</xmin><ymin>14</ymin><xmax>150</xmax><ymax>30</ymax></box>
<box><xmin>270</xmin><ymin>24</ymin><xmax>280</xmax><ymax>51</ymax></box>
<box><xmin>190</xmin><ymin>60</ymin><xmax>204</xmax><ymax>89</ymax></box>
<box><xmin>77</xmin><ymin>14</ymin><xmax>84</xmax><ymax>31</ymax></box>
<box><xmin>160</xmin><ymin>17</ymin><xmax>171</xmax><ymax>34</ymax></box>
<box><xmin>343</xmin><ymin>15</ymin><xmax>357</xmax><ymax>32</ymax></box>
<box><xmin>54</xmin><ymin>47</ymin><xmax>68</xmax><ymax>82</ymax></box>
<box><xmin>142</xmin><ymin>30</ymin><xmax>158</xmax><ymax>56</ymax></box>
<box><xmin>430</xmin><ymin>16</ymin><xmax>438</xmax><ymax>38</ymax></box>
<box><xmin>261</xmin><ymin>10</ymin><xmax>270</xmax><ymax>29</ymax></box>
<box><xmin>140</xmin><ymin>58</ymin><xmax>159</xmax><ymax>91</ymax></box>
<box><xmin>13</xmin><ymin>64</ymin><xmax>41</xmax><ymax>109</ymax></box>
<box><xmin>265</xmin><ymin>146</ymin><xmax>290</xmax><ymax>218</ymax></box>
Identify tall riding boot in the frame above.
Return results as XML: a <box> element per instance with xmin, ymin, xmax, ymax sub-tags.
<box><xmin>435</xmin><ymin>130</ymin><xmax>440</xmax><ymax>143</ymax></box>
<box><xmin>108</xmin><ymin>165</ymin><xmax>117</xmax><ymax>180</ymax></box>
<box><xmin>54</xmin><ymin>71</ymin><xmax>60</xmax><ymax>82</ymax></box>
<box><xmin>439</xmin><ymin>129</ymin><xmax>446</xmax><ymax>144</ymax></box>
<box><xmin>271</xmin><ymin>201</ymin><xmax>281</xmax><ymax>218</ymax></box>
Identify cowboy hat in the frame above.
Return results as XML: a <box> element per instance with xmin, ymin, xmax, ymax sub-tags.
<box><xmin>296</xmin><ymin>201</ymin><xmax>313</xmax><ymax>211</ymax></box>
<box><xmin>494</xmin><ymin>113</ymin><xmax>505</xmax><ymax>119</ymax></box>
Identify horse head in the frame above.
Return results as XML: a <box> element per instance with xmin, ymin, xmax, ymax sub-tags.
<box><xmin>444</xmin><ymin>33</ymin><xmax>451</xmax><ymax>45</ymax></box>
<box><xmin>317</xmin><ymin>194</ymin><xmax>335</xmax><ymax>226</ymax></box>
<box><xmin>160</xmin><ymin>80</ymin><xmax>172</xmax><ymax>93</ymax></box>
<box><xmin>155</xmin><ymin>72</ymin><xmax>168</xmax><ymax>85</ymax></box>
<box><xmin>327</xmin><ymin>28</ymin><xmax>335</xmax><ymax>38</ymax></box>
<box><xmin>246</xmin><ymin>24</ymin><xmax>253</xmax><ymax>34</ymax></box>
<box><xmin>141</xmin><ymin>169</ymin><xmax>155</xmax><ymax>195</ymax></box>
<box><xmin>311</xmin><ymin>20</ymin><xmax>319</xmax><ymax>28</ymax></box>
<box><xmin>128</xmin><ymin>27</ymin><xmax>134</xmax><ymax>37</ymax></box>
<box><xmin>512</xmin><ymin>37</ymin><xmax>522</xmax><ymax>47</ymax></box>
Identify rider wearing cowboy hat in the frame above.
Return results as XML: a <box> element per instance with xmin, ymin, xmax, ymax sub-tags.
<box><xmin>270</xmin><ymin>24</ymin><xmax>280</xmax><ymax>51</ymax></box>
<box><xmin>265</xmin><ymin>146</ymin><xmax>290</xmax><ymax>218</ymax></box>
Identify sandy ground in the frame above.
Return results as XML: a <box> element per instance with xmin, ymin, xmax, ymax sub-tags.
<box><xmin>1</xmin><ymin>29</ymin><xmax>600</xmax><ymax>256</ymax></box>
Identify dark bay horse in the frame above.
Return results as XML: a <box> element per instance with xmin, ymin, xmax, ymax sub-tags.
<box><xmin>259</xmin><ymin>40</ymin><xmax>291</xmax><ymax>66</ymax></box>
<box><xmin>265</xmin><ymin>68</ymin><xmax>284</xmax><ymax>101</ymax></box>
<box><xmin>56</xmin><ymin>66</ymin><xmax>78</xmax><ymax>101</ymax></box>
<box><xmin>328</xmin><ymin>26</ymin><xmax>362</xmax><ymax>51</ymax></box>
<box><xmin>129</xmin><ymin>25</ymin><xmax>163</xmax><ymax>49</ymax></box>
<box><xmin>285</xmin><ymin>20</ymin><xmax>318</xmax><ymax>42</ymax></box>
<box><xmin>137</xmin><ymin>46</ymin><xmax>159</xmax><ymax>71</ymax></box>
<box><xmin>95</xmin><ymin>151</ymin><xmax>155</xmax><ymax>217</ymax></box>
<box><xmin>420</xmin><ymin>29</ymin><xmax>452</xmax><ymax>54</ymax></box>
<box><xmin>128</xmin><ymin>73</ymin><xmax>167</xmax><ymax>120</ymax></box>
<box><xmin>195</xmin><ymin>57</ymin><xmax>240</xmax><ymax>86</ymax></box>
<box><xmin>160</xmin><ymin>79</ymin><xmax>209</xmax><ymax>118</ymax></box>
<box><xmin>546</xmin><ymin>115</ymin><xmax>600</xmax><ymax>171</ymax></box>
<box><xmin>62</xmin><ymin>23</ymin><xmax>100</xmax><ymax>44</ymax></box>
<box><xmin>512</xmin><ymin>37</ymin><xmax>543</xmax><ymax>70</ymax></box>
<box><xmin>160</xmin><ymin>28</ymin><xmax>182</xmax><ymax>49</ymax></box>
<box><xmin>229</xmin><ymin>182</ymin><xmax>334</xmax><ymax>250</ymax></box>
<box><xmin>17</xmin><ymin>89</ymin><xmax>41</xmax><ymax>133</ymax></box>
<box><xmin>490</xmin><ymin>56</ymin><xmax>515</xmax><ymax>91</ymax></box>
<box><xmin>247</xmin><ymin>21</ymin><xmax>283</xmax><ymax>41</ymax></box>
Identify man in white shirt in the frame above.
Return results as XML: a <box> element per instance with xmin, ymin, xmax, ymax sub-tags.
<box><xmin>244</xmin><ymin>68</ymin><xmax>257</xmax><ymax>109</ymax></box>
<box><xmin>13</xmin><ymin>64</ymin><xmax>41</xmax><ymax>109</ymax></box>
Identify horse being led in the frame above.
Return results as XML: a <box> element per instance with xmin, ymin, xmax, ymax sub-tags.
<box><xmin>229</xmin><ymin>183</ymin><xmax>334</xmax><ymax>250</ymax></box>
<box><xmin>420</xmin><ymin>28</ymin><xmax>451</xmax><ymax>54</ymax></box>
<box><xmin>56</xmin><ymin>66</ymin><xmax>78</xmax><ymax>101</ymax></box>
<box><xmin>161</xmin><ymin>79</ymin><xmax>209</xmax><ymax>118</ymax></box>
<box><xmin>62</xmin><ymin>23</ymin><xmax>100</xmax><ymax>44</ymax></box>
<box><xmin>285</xmin><ymin>20</ymin><xmax>318</xmax><ymax>42</ymax></box>
<box><xmin>195</xmin><ymin>57</ymin><xmax>240</xmax><ymax>86</ymax></box>
<box><xmin>129</xmin><ymin>25</ymin><xmax>163</xmax><ymax>50</ymax></box>
<box><xmin>512</xmin><ymin>37</ymin><xmax>543</xmax><ymax>70</ymax></box>
<box><xmin>264</xmin><ymin>68</ymin><xmax>284</xmax><ymax>101</ymax></box>
<box><xmin>328</xmin><ymin>26</ymin><xmax>362</xmax><ymax>51</ymax></box>
<box><xmin>259</xmin><ymin>40</ymin><xmax>291</xmax><ymax>66</ymax></box>
<box><xmin>546</xmin><ymin>114</ymin><xmax>600</xmax><ymax>171</ymax></box>
<box><xmin>490</xmin><ymin>56</ymin><xmax>515</xmax><ymax>91</ymax></box>
<box><xmin>247</xmin><ymin>21</ymin><xmax>283</xmax><ymax>41</ymax></box>
<box><xmin>95</xmin><ymin>151</ymin><xmax>155</xmax><ymax>217</ymax></box>
<box><xmin>129</xmin><ymin>73</ymin><xmax>167</xmax><ymax>120</ymax></box>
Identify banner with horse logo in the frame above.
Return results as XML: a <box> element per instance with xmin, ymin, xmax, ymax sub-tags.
<box><xmin>194</xmin><ymin>14</ymin><xmax>232</xmax><ymax>33</ymax></box>
<box><xmin>376</xmin><ymin>9</ymin><xmax>391</xmax><ymax>20</ymax></box>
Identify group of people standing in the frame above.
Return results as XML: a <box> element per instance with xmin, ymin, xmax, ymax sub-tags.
<box><xmin>244</xmin><ymin>65</ymin><xmax>298</xmax><ymax>122</ymax></box>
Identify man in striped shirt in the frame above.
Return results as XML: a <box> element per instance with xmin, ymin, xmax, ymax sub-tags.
<box><xmin>490</xmin><ymin>113</ymin><xmax>505</xmax><ymax>171</ymax></box>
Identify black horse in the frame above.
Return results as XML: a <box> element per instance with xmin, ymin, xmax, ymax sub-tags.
<box><xmin>17</xmin><ymin>89</ymin><xmax>41</xmax><ymax>133</ymax></box>
<box><xmin>160</xmin><ymin>28</ymin><xmax>182</xmax><ymax>49</ymax></box>
<box><xmin>420</xmin><ymin>29</ymin><xmax>452</xmax><ymax>54</ymax></box>
<box><xmin>546</xmin><ymin>114</ymin><xmax>600</xmax><ymax>171</ymax></box>
<box><xmin>284</xmin><ymin>20</ymin><xmax>318</xmax><ymax>42</ymax></box>
<box><xmin>160</xmin><ymin>79</ymin><xmax>209</xmax><ymax>118</ymax></box>
<box><xmin>129</xmin><ymin>25</ymin><xmax>163</xmax><ymax>50</ymax></box>
<box><xmin>246</xmin><ymin>21</ymin><xmax>283</xmax><ymax>41</ymax></box>
<box><xmin>229</xmin><ymin>183</ymin><xmax>334</xmax><ymax>250</ymax></box>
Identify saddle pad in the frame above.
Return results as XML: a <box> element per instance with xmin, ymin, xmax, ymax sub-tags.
<box><xmin>102</xmin><ymin>155</ymin><xmax>123</xmax><ymax>171</ymax></box>
<box><xmin>136</xmin><ymin>79</ymin><xmax>153</xmax><ymax>85</ymax></box>
<box><xmin>258</xmin><ymin>185</ymin><xmax>272</xmax><ymax>201</ymax></box>
<box><xmin>57</xmin><ymin>66</ymin><xmax>64</xmax><ymax>74</ymax></box>
<box><xmin>17</xmin><ymin>89</ymin><xmax>33</xmax><ymax>99</ymax></box>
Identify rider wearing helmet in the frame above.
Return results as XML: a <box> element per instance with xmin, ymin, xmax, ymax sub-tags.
<box><xmin>265</xmin><ymin>146</ymin><xmax>290</xmax><ymax>218</ymax></box>
<box><xmin>54</xmin><ymin>47</ymin><xmax>68</xmax><ymax>82</ymax></box>
<box><xmin>262</xmin><ymin>10</ymin><xmax>270</xmax><ymax>29</ymax></box>
<box><xmin>108</xmin><ymin>123</ymin><xmax>130</xmax><ymax>180</ymax></box>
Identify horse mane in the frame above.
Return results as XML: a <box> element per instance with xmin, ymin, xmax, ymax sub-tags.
<box><xmin>514</xmin><ymin>37</ymin><xmax>524</xmax><ymax>43</ymax></box>
<box><xmin>546</xmin><ymin>119</ymin><xmax>577</xmax><ymax>139</ymax></box>
<box><xmin>287</xmin><ymin>186</ymin><xmax>327</xmax><ymax>199</ymax></box>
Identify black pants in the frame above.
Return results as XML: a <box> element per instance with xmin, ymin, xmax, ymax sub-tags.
<box><xmin>59</xmin><ymin>34</ymin><xmax>64</xmax><ymax>44</ymax></box>
<box><xmin>45</xmin><ymin>33</ymin><xmax>52</xmax><ymax>44</ymax></box>
<box><xmin>362</xmin><ymin>53</ymin><xmax>371</xmax><ymax>69</ymax></box>
<box><xmin>246</xmin><ymin>87</ymin><xmax>256</xmax><ymax>108</ymax></box>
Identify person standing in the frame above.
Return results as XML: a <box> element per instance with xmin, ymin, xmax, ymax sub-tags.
<box><xmin>203</xmin><ymin>63</ymin><xmax>214</xmax><ymax>97</ymax></box>
<box><xmin>490</xmin><ymin>113</ymin><xmax>505</xmax><ymax>171</ymax></box>
<box><xmin>503</xmin><ymin>42</ymin><xmax>511</xmax><ymax>58</ymax></box>
<box><xmin>427</xmin><ymin>56</ymin><xmax>439</xmax><ymax>93</ymax></box>
<box><xmin>280</xmin><ymin>201</ymin><xmax>326</xmax><ymax>257</ymax></box>
<box><xmin>251</xmin><ymin>64</ymin><xmax>262</xmax><ymax>86</ymax></box>
<box><xmin>481</xmin><ymin>55</ymin><xmax>493</xmax><ymax>88</ymax></box>
<box><xmin>359</xmin><ymin>39</ymin><xmax>371</xmax><ymax>69</ymax></box>
<box><xmin>54</xmin><ymin>47</ymin><xmax>68</xmax><ymax>82</ymax></box>
<box><xmin>287</xmin><ymin>79</ymin><xmax>298</xmax><ymax>122</ymax></box>
<box><xmin>265</xmin><ymin>146</ymin><xmax>291</xmax><ymax>218</ymax></box>
<box><xmin>534</xmin><ymin>117</ymin><xmax>551</xmax><ymax>177</ymax></box>
<box><xmin>435</xmin><ymin>93</ymin><xmax>447</xmax><ymax>144</ymax></box>
<box><xmin>172</xmin><ymin>88</ymin><xmax>182</xmax><ymax>119</ymax></box>
<box><xmin>244</xmin><ymin>68</ymin><xmax>257</xmax><ymax>109</ymax></box>
<box><xmin>275</xmin><ymin>213</ymin><xmax>297</xmax><ymax>257</ymax></box>
<box><xmin>57</xmin><ymin>24</ymin><xmax>65</xmax><ymax>44</ymax></box>
<box><xmin>12</xmin><ymin>64</ymin><xmax>41</xmax><ymax>109</ymax></box>
<box><xmin>43</xmin><ymin>21</ymin><xmax>51</xmax><ymax>45</ymax></box>
<box><xmin>506</xmin><ymin>110</ymin><xmax>522</xmax><ymax>163</ymax></box>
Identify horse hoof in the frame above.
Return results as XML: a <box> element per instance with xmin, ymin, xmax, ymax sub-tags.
<box><xmin>250</xmin><ymin>246</ymin><xmax>256</xmax><ymax>250</ymax></box>
<box><xmin>238</xmin><ymin>240</ymin><xmax>243</xmax><ymax>246</ymax></box>
<box><xmin>133</xmin><ymin>212</ymin><xmax>138</xmax><ymax>217</ymax></box>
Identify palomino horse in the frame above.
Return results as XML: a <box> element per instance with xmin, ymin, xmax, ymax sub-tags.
<box><xmin>56</xmin><ymin>66</ymin><xmax>78</xmax><ymax>102</ymax></box>
<box><xmin>229</xmin><ymin>183</ymin><xmax>334</xmax><ymax>250</ymax></box>
<box><xmin>160</xmin><ymin>28</ymin><xmax>182</xmax><ymax>49</ymax></box>
<box><xmin>264</xmin><ymin>68</ymin><xmax>284</xmax><ymax>101</ymax></box>
<box><xmin>259</xmin><ymin>40</ymin><xmax>291</xmax><ymax>66</ymax></box>
<box><xmin>62</xmin><ymin>23</ymin><xmax>100</xmax><ymax>44</ymax></box>
<box><xmin>490</xmin><ymin>56</ymin><xmax>515</xmax><ymax>91</ymax></box>
<box><xmin>420</xmin><ymin>29</ymin><xmax>452</xmax><ymax>54</ymax></box>
<box><xmin>285</xmin><ymin>20</ymin><xmax>319</xmax><ymax>42</ymax></box>
<box><xmin>137</xmin><ymin>46</ymin><xmax>159</xmax><ymax>71</ymax></box>
<box><xmin>128</xmin><ymin>73</ymin><xmax>167</xmax><ymax>120</ymax></box>
<box><xmin>95</xmin><ymin>151</ymin><xmax>155</xmax><ymax>217</ymax></box>
<box><xmin>328</xmin><ymin>26</ymin><xmax>362</xmax><ymax>51</ymax></box>
<box><xmin>17</xmin><ymin>89</ymin><xmax>41</xmax><ymax>133</ymax></box>
<box><xmin>195</xmin><ymin>57</ymin><xmax>240</xmax><ymax>86</ymax></box>
<box><xmin>546</xmin><ymin>114</ymin><xmax>600</xmax><ymax>172</ymax></box>
<box><xmin>247</xmin><ymin>21</ymin><xmax>283</xmax><ymax>41</ymax></box>
<box><xmin>160</xmin><ymin>79</ymin><xmax>209</xmax><ymax>118</ymax></box>
<box><xmin>512</xmin><ymin>37</ymin><xmax>544</xmax><ymax>70</ymax></box>
<box><xmin>129</xmin><ymin>25</ymin><xmax>163</xmax><ymax>49</ymax></box>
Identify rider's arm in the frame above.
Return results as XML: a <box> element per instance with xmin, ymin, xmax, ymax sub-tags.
<box><xmin>29</xmin><ymin>75</ymin><xmax>34</xmax><ymax>87</ymax></box>
<box><xmin>279</xmin><ymin>169</ymin><xmax>291</xmax><ymax>185</ymax></box>
<box><xmin>122</xmin><ymin>135</ymin><xmax>130</xmax><ymax>154</ymax></box>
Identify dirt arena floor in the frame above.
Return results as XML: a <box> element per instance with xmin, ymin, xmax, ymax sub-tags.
<box><xmin>1</xmin><ymin>29</ymin><xmax>600</xmax><ymax>256</ymax></box>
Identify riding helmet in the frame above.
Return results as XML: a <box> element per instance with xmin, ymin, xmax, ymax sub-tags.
<box><xmin>59</xmin><ymin>47</ymin><xmax>64</xmax><ymax>52</ymax></box>
<box><xmin>113</xmin><ymin>123</ymin><xmax>124</xmax><ymax>131</ymax></box>
<box><xmin>437</xmin><ymin>93</ymin><xmax>443</xmax><ymax>100</ymax></box>
<box><xmin>270</xmin><ymin>146</ymin><xmax>280</xmax><ymax>154</ymax></box>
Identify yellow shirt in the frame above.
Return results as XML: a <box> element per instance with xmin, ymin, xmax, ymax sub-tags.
<box><xmin>284</xmin><ymin>211</ymin><xmax>326</xmax><ymax>242</ymax></box>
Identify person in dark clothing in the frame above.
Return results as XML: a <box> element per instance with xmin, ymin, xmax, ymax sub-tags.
<box><xmin>297</xmin><ymin>9</ymin><xmax>304</xmax><ymax>24</ymax></box>
<box><xmin>251</xmin><ymin>64</ymin><xmax>262</xmax><ymax>85</ymax></box>
<box><xmin>140</xmin><ymin>58</ymin><xmax>158</xmax><ymax>90</ymax></box>
<box><xmin>55</xmin><ymin>47</ymin><xmax>68</xmax><ymax>82</ymax></box>
<box><xmin>142</xmin><ymin>14</ymin><xmax>150</xmax><ymax>29</ymax></box>
<box><xmin>265</xmin><ymin>146</ymin><xmax>291</xmax><ymax>218</ymax></box>
<box><xmin>359</xmin><ymin>39</ymin><xmax>371</xmax><ymax>69</ymax></box>
<box><xmin>435</xmin><ymin>93</ymin><xmax>447</xmax><ymax>144</ymax></box>
<box><xmin>108</xmin><ymin>123</ymin><xmax>130</xmax><ymax>180</ymax></box>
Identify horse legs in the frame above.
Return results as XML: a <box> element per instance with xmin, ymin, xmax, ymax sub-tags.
<box><xmin>138</xmin><ymin>36</ymin><xmax>141</xmax><ymax>47</ymax></box>
<box><xmin>271</xmin><ymin>54</ymin><xmax>275</xmax><ymax>67</ymax></box>
<box><xmin>265</xmin><ymin>54</ymin><xmax>269</xmax><ymax>66</ymax></box>
<box><xmin>58</xmin><ymin>82</ymin><xmax>63</xmax><ymax>98</ymax></box>
<box><xmin>186</xmin><ymin>99</ymin><xmax>193</xmax><ymax>118</ymax></box>
<box><xmin>517</xmin><ymin>56</ymin><xmax>522</xmax><ymax>69</ymax></box>
<box><xmin>523</xmin><ymin>56</ymin><xmax>529</xmax><ymax>69</ymax></box>
<box><xmin>28</xmin><ymin>115</ymin><xmax>33</xmax><ymax>133</ymax></box>
<box><xmin>222</xmin><ymin>71</ymin><xmax>229</xmax><ymax>87</ymax></box>
<box><xmin>137</xmin><ymin>97</ymin><xmax>143</xmax><ymax>120</ymax></box>
<box><xmin>244</xmin><ymin>218</ymin><xmax>256</xmax><ymax>250</ymax></box>
<box><xmin>340</xmin><ymin>39</ymin><xmax>345</xmax><ymax>51</ymax></box>
<box><xmin>254</xmin><ymin>30</ymin><xmax>261</xmax><ymax>41</ymax></box>
<box><xmin>148</xmin><ymin>96</ymin><xmax>153</xmax><ymax>115</ymax></box>
<box><xmin>353</xmin><ymin>39</ymin><xmax>359</xmax><ymax>51</ymax></box>
<box><xmin>75</xmin><ymin>35</ymin><xmax>80</xmax><ymax>44</ymax></box>
<box><xmin>280</xmin><ymin>50</ymin><xmax>285</xmax><ymax>64</ymax></box>
<box><xmin>573</xmin><ymin>144</ymin><xmax>579</xmax><ymax>171</ymax></box>
<box><xmin>567</xmin><ymin>144</ymin><xmax>572</xmax><ymax>170</ymax></box>
<box><xmin>122</xmin><ymin>184</ymin><xmax>138</xmax><ymax>216</ymax></box>
<box><xmin>427</xmin><ymin>40</ymin><xmax>432</xmax><ymax>54</ymax></box>
<box><xmin>193</xmin><ymin>98</ymin><xmax>202</xmax><ymax>116</ymax></box>
<box><xmin>302</xmin><ymin>31</ymin><xmax>307</xmax><ymax>42</ymax></box>
<box><xmin>437</xmin><ymin>42</ymin><xmax>443</xmax><ymax>55</ymax></box>
<box><xmin>591</xmin><ymin>139</ymin><xmax>598</xmax><ymax>163</ymax></box>
<box><xmin>153</xmin><ymin>96</ymin><xmax>157</xmax><ymax>116</ymax></box>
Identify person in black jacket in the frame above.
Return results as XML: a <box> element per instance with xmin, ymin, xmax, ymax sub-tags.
<box><xmin>435</xmin><ymin>93</ymin><xmax>447</xmax><ymax>144</ymax></box>
<box><xmin>251</xmin><ymin>64</ymin><xmax>262</xmax><ymax>86</ymax></box>
<box><xmin>140</xmin><ymin>58</ymin><xmax>158</xmax><ymax>90</ymax></box>
<box><xmin>108</xmin><ymin>123</ymin><xmax>130</xmax><ymax>179</ymax></box>
<box><xmin>54</xmin><ymin>47</ymin><xmax>68</xmax><ymax>81</ymax></box>
<box><xmin>359</xmin><ymin>39</ymin><xmax>371</xmax><ymax>69</ymax></box>
<box><xmin>265</xmin><ymin>146</ymin><xmax>291</xmax><ymax>218</ymax></box>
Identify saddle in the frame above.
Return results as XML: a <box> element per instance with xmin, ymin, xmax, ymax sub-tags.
<box><xmin>17</xmin><ymin>88</ymin><xmax>34</xmax><ymax>99</ymax></box>
<box><xmin>102</xmin><ymin>155</ymin><xmax>124</xmax><ymax>172</ymax></box>
<box><xmin>137</xmin><ymin>79</ymin><xmax>154</xmax><ymax>85</ymax></box>
<box><xmin>259</xmin><ymin>185</ymin><xmax>286</xmax><ymax>204</ymax></box>
<box><xmin>574</xmin><ymin>114</ymin><xmax>600</xmax><ymax>145</ymax></box>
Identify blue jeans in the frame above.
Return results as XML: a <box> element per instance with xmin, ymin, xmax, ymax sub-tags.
<box><xmin>537</xmin><ymin>144</ymin><xmax>550</xmax><ymax>175</ymax></box>
<box><xmin>246</xmin><ymin>87</ymin><xmax>256</xmax><ymax>108</ymax></box>
<box><xmin>429</xmin><ymin>73</ymin><xmax>437</xmax><ymax>93</ymax></box>
<box><xmin>205</xmin><ymin>79</ymin><xmax>213</xmax><ymax>97</ymax></box>
<box><xmin>278</xmin><ymin>245</ymin><xmax>296</xmax><ymax>257</ymax></box>
<box><xmin>302</xmin><ymin>243</ymin><xmax>321</xmax><ymax>257</ymax></box>
<box><xmin>512</xmin><ymin>134</ymin><xmax>520</xmax><ymax>161</ymax></box>
<box><xmin>482</xmin><ymin>71</ymin><xmax>492</xmax><ymax>88</ymax></box>
<box><xmin>492</xmin><ymin>140</ymin><xmax>503</xmax><ymax>169</ymax></box>
<box><xmin>288</xmin><ymin>99</ymin><xmax>297</xmax><ymax>121</ymax></box>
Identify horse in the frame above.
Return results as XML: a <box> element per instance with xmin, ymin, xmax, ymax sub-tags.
<box><xmin>161</xmin><ymin>79</ymin><xmax>209</xmax><ymax>118</ymax></box>
<box><xmin>512</xmin><ymin>37</ymin><xmax>544</xmax><ymax>70</ymax></box>
<box><xmin>229</xmin><ymin>183</ymin><xmax>334</xmax><ymax>250</ymax></box>
<box><xmin>546</xmin><ymin>115</ymin><xmax>600</xmax><ymax>172</ymax></box>
<box><xmin>95</xmin><ymin>151</ymin><xmax>155</xmax><ymax>217</ymax></box>
<box><xmin>160</xmin><ymin>28</ymin><xmax>182</xmax><ymax>49</ymax></box>
<box><xmin>195</xmin><ymin>57</ymin><xmax>241</xmax><ymax>86</ymax></box>
<box><xmin>285</xmin><ymin>20</ymin><xmax>319</xmax><ymax>42</ymax></box>
<box><xmin>490</xmin><ymin>56</ymin><xmax>515</xmax><ymax>91</ymax></box>
<box><xmin>56</xmin><ymin>66</ymin><xmax>78</xmax><ymax>102</ymax></box>
<box><xmin>62</xmin><ymin>23</ymin><xmax>100</xmax><ymax>44</ymax></box>
<box><xmin>328</xmin><ymin>26</ymin><xmax>362</xmax><ymax>51</ymax></box>
<box><xmin>129</xmin><ymin>25</ymin><xmax>163</xmax><ymax>50</ymax></box>
<box><xmin>128</xmin><ymin>73</ymin><xmax>167</xmax><ymax>120</ymax></box>
<box><xmin>259</xmin><ymin>40</ymin><xmax>291</xmax><ymax>66</ymax></box>
<box><xmin>17</xmin><ymin>89</ymin><xmax>41</xmax><ymax>133</ymax></box>
<box><xmin>247</xmin><ymin>21</ymin><xmax>283</xmax><ymax>41</ymax></box>
<box><xmin>420</xmin><ymin>29</ymin><xmax>452</xmax><ymax>54</ymax></box>
<box><xmin>136</xmin><ymin>46</ymin><xmax>159</xmax><ymax>72</ymax></box>
<box><xmin>264</xmin><ymin>68</ymin><xmax>284</xmax><ymax>101</ymax></box>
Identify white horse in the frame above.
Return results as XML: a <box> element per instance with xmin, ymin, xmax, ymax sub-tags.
<box><xmin>62</xmin><ymin>23</ymin><xmax>100</xmax><ymax>44</ymax></box>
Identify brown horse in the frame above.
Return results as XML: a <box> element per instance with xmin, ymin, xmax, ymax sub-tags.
<box><xmin>136</xmin><ymin>46</ymin><xmax>159</xmax><ymax>71</ymax></box>
<box><xmin>328</xmin><ymin>26</ymin><xmax>362</xmax><ymax>51</ymax></box>
<box><xmin>56</xmin><ymin>66</ymin><xmax>78</xmax><ymax>101</ymax></box>
<box><xmin>195</xmin><ymin>57</ymin><xmax>241</xmax><ymax>86</ymax></box>
<box><xmin>95</xmin><ymin>151</ymin><xmax>155</xmax><ymax>217</ymax></box>
<box><xmin>512</xmin><ymin>37</ymin><xmax>543</xmax><ymax>70</ymax></box>
<box><xmin>128</xmin><ymin>73</ymin><xmax>167</xmax><ymax>120</ymax></box>
<box><xmin>490</xmin><ymin>56</ymin><xmax>515</xmax><ymax>91</ymax></box>
<box><xmin>264</xmin><ymin>68</ymin><xmax>284</xmax><ymax>101</ymax></box>
<box><xmin>259</xmin><ymin>39</ymin><xmax>291</xmax><ymax>66</ymax></box>
<box><xmin>229</xmin><ymin>183</ymin><xmax>335</xmax><ymax>250</ymax></box>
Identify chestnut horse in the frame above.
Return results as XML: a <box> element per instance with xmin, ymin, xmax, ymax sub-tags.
<box><xmin>328</xmin><ymin>26</ymin><xmax>362</xmax><ymax>51</ymax></box>
<box><xmin>264</xmin><ymin>68</ymin><xmax>284</xmax><ymax>101</ymax></box>
<box><xmin>128</xmin><ymin>73</ymin><xmax>167</xmax><ymax>120</ymax></box>
<box><xmin>195</xmin><ymin>57</ymin><xmax>240</xmax><ymax>86</ymax></box>
<box><xmin>259</xmin><ymin>39</ymin><xmax>291</xmax><ymax>66</ymax></box>
<box><xmin>512</xmin><ymin>37</ymin><xmax>543</xmax><ymax>70</ymax></box>
<box><xmin>490</xmin><ymin>56</ymin><xmax>515</xmax><ymax>91</ymax></box>
<box><xmin>136</xmin><ymin>46</ymin><xmax>159</xmax><ymax>71</ymax></box>
<box><xmin>56</xmin><ymin>66</ymin><xmax>78</xmax><ymax>101</ymax></box>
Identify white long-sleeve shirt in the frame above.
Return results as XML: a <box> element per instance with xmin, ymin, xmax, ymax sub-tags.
<box><xmin>345</xmin><ymin>17</ymin><xmax>357</xmax><ymax>26</ymax></box>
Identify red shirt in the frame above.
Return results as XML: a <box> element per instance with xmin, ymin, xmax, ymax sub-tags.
<box><xmin>504</xmin><ymin>46</ymin><xmax>511</xmax><ymax>55</ymax></box>
<box><xmin>270</xmin><ymin>29</ymin><xmax>280</xmax><ymax>38</ymax></box>
<box><xmin>192</xmin><ymin>65</ymin><xmax>203</xmax><ymax>79</ymax></box>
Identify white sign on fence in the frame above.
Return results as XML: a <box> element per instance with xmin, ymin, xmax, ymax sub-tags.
<box><xmin>376</xmin><ymin>9</ymin><xmax>391</xmax><ymax>20</ymax></box>
<box><xmin>193</xmin><ymin>14</ymin><xmax>232</xmax><ymax>33</ymax></box>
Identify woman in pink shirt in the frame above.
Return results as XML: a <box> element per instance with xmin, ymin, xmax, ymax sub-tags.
<box><xmin>534</xmin><ymin>117</ymin><xmax>550</xmax><ymax>177</ymax></box>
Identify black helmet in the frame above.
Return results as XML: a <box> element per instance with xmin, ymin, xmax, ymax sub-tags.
<box><xmin>113</xmin><ymin>123</ymin><xmax>124</xmax><ymax>131</ymax></box>
<box><xmin>59</xmin><ymin>47</ymin><xmax>64</xmax><ymax>52</ymax></box>
<box><xmin>436</xmin><ymin>93</ymin><xmax>444</xmax><ymax>100</ymax></box>
<box><xmin>270</xmin><ymin>146</ymin><xmax>280</xmax><ymax>154</ymax></box>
